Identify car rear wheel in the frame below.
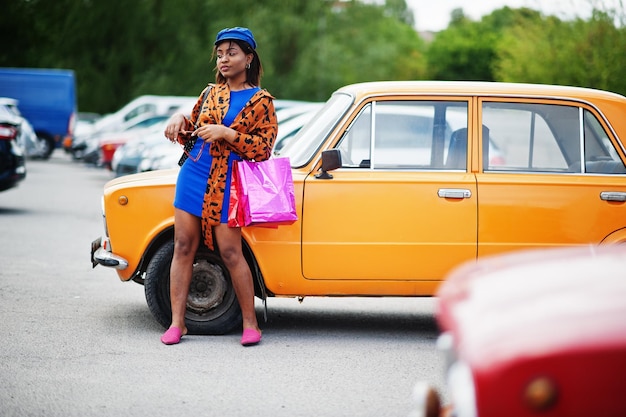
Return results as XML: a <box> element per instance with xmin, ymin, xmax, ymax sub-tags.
<box><xmin>144</xmin><ymin>240</ymin><xmax>242</xmax><ymax>335</ymax></box>
<box><xmin>35</xmin><ymin>135</ymin><xmax>55</xmax><ymax>159</ymax></box>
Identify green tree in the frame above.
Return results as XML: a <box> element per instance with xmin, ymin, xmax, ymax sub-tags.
<box><xmin>2</xmin><ymin>0</ymin><xmax>428</xmax><ymax>111</ymax></box>
<box><xmin>285</xmin><ymin>0</ymin><xmax>426</xmax><ymax>101</ymax></box>
<box><xmin>19</xmin><ymin>0</ymin><xmax>626</xmax><ymax>114</ymax></box>
<box><xmin>425</xmin><ymin>7</ymin><xmax>541</xmax><ymax>81</ymax></box>
<box><xmin>240</xmin><ymin>1</ymin><xmax>330</xmax><ymax>100</ymax></box>
<box><xmin>495</xmin><ymin>6</ymin><xmax>626</xmax><ymax>95</ymax></box>
<box><xmin>426</xmin><ymin>13</ymin><xmax>498</xmax><ymax>81</ymax></box>
<box><xmin>575</xmin><ymin>10</ymin><xmax>626</xmax><ymax>93</ymax></box>
<box><xmin>384</xmin><ymin>0</ymin><xmax>415</xmax><ymax>27</ymax></box>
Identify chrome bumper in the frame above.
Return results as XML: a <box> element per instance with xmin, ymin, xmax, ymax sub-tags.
<box><xmin>91</xmin><ymin>236</ymin><xmax>128</xmax><ymax>270</ymax></box>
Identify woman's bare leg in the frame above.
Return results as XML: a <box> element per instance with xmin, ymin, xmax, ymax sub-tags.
<box><xmin>168</xmin><ymin>208</ymin><xmax>202</xmax><ymax>334</ymax></box>
<box><xmin>213</xmin><ymin>223</ymin><xmax>260</xmax><ymax>333</ymax></box>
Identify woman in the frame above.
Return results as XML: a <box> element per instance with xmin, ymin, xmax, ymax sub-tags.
<box><xmin>162</xmin><ymin>27</ymin><xmax>277</xmax><ymax>346</ymax></box>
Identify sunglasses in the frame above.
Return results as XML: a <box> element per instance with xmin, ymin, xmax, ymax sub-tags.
<box><xmin>180</xmin><ymin>131</ymin><xmax>204</xmax><ymax>163</ymax></box>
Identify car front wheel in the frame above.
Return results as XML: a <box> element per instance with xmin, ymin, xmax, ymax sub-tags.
<box><xmin>144</xmin><ymin>240</ymin><xmax>242</xmax><ymax>335</ymax></box>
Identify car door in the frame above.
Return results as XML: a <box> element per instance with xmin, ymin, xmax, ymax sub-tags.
<box><xmin>301</xmin><ymin>98</ymin><xmax>478</xmax><ymax>282</ymax></box>
<box><xmin>476</xmin><ymin>98</ymin><xmax>626</xmax><ymax>257</ymax></box>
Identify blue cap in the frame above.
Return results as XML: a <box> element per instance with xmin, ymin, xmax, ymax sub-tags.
<box><xmin>214</xmin><ymin>27</ymin><xmax>257</xmax><ymax>50</ymax></box>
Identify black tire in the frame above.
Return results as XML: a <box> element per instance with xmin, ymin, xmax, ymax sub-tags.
<box><xmin>37</xmin><ymin>136</ymin><xmax>55</xmax><ymax>160</ymax></box>
<box><xmin>144</xmin><ymin>240</ymin><xmax>242</xmax><ymax>335</ymax></box>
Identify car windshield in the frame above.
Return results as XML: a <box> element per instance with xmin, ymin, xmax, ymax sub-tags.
<box><xmin>277</xmin><ymin>92</ymin><xmax>353</xmax><ymax>167</ymax></box>
<box><xmin>0</xmin><ymin>105</ymin><xmax>19</xmax><ymax>124</ymax></box>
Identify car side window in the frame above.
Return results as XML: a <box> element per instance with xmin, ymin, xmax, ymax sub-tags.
<box><xmin>582</xmin><ymin>110</ymin><xmax>626</xmax><ymax>174</ymax></box>
<box><xmin>482</xmin><ymin>103</ymin><xmax>572</xmax><ymax>172</ymax></box>
<box><xmin>338</xmin><ymin>104</ymin><xmax>371</xmax><ymax>168</ymax></box>
<box><xmin>124</xmin><ymin>104</ymin><xmax>157</xmax><ymax>122</ymax></box>
<box><xmin>337</xmin><ymin>101</ymin><xmax>468</xmax><ymax>169</ymax></box>
<box><xmin>482</xmin><ymin>102</ymin><xmax>626</xmax><ymax>174</ymax></box>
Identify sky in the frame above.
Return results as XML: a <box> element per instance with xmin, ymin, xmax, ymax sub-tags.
<box><xmin>405</xmin><ymin>0</ymin><xmax>621</xmax><ymax>31</ymax></box>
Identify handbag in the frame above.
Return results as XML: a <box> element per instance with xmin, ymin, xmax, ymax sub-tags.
<box><xmin>228</xmin><ymin>157</ymin><xmax>297</xmax><ymax>228</ymax></box>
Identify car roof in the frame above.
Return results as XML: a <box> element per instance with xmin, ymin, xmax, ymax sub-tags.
<box><xmin>0</xmin><ymin>97</ymin><xmax>19</xmax><ymax>106</ymax></box>
<box><xmin>336</xmin><ymin>81</ymin><xmax>626</xmax><ymax>103</ymax></box>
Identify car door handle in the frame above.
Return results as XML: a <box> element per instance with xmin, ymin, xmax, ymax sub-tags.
<box><xmin>600</xmin><ymin>191</ymin><xmax>626</xmax><ymax>202</ymax></box>
<box><xmin>438</xmin><ymin>188</ymin><xmax>472</xmax><ymax>199</ymax></box>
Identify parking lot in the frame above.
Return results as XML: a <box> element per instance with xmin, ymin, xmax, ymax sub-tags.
<box><xmin>0</xmin><ymin>150</ymin><xmax>444</xmax><ymax>417</ymax></box>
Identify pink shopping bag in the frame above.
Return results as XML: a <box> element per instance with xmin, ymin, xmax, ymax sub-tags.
<box><xmin>227</xmin><ymin>162</ymin><xmax>245</xmax><ymax>227</ymax></box>
<box><xmin>228</xmin><ymin>157</ymin><xmax>297</xmax><ymax>228</ymax></box>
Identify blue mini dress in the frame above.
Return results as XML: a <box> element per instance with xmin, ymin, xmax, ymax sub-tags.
<box><xmin>174</xmin><ymin>87</ymin><xmax>260</xmax><ymax>220</ymax></box>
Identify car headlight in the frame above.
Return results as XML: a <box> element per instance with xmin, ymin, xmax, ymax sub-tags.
<box><xmin>447</xmin><ymin>360</ymin><xmax>477</xmax><ymax>417</ymax></box>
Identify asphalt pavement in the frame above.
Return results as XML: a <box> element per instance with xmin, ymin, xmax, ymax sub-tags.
<box><xmin>0</xmin><ymin>150</ymin><xmax>445</xmax><ymax>417</ymax></box>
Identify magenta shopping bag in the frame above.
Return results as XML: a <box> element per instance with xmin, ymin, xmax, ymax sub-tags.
<box><xmin>227</xmin><ymin>162</ymin><xmax>245</xmax><ymax>227</ymax></box>
<box><xmin>228</xmin><ymin>157</ymin><xmax>297</xmax><ymax>227</ymax></box>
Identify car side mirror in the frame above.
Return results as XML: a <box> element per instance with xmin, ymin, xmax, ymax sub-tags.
<box><xmin>315</xmin><ymin>149</ymin><xmax>342</xmax><ymax>179</ymax></box>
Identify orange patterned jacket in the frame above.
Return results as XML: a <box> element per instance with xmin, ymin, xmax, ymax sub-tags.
<box><xmin>178</xmin><ymin>82</ymin><xmax>278</xmax><ymax>250</ymax></box>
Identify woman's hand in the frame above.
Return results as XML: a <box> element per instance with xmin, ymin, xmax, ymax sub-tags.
<box><xmin>193</xmin><ymin>124</ymin><xmax>236</xmax><ymax>144</ymax></box>
<box><xmin>164</xmin><ymin>113</ymin><xmax>188</xmax><ymax>142</ymax></box>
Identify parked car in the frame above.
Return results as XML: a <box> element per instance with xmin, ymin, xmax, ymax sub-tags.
<box><xmin>0</xmin><ymin>67</ymin><xmax>77</xmax><ymax>158</ymax></box>
<box><xmin>91</xmin><ymin>95</ymin><xmax>195</xmax><ymax>135</ymax></box>
<box><xmin>80</xmin><ymin>114</ymin><xmax>171</xmax><ymax>167</ymax></box>
<box><xmin>113</xmin><ymin>105</ymin><xmax>324</xmax><ymax>176</ymax></box>
<box><xmin>0</xmin><ymin>97</ymin><xmax>42</xmax><ymax>158</ymax></box>
<box><xmin>0</xmin><ymin>104</ymin><xmax>26</xmax><ymax>191</ymax></box>
<box><xmin>111</xmin><ymin>120</ymin><xmax>179</xmax><ymax>176</ymax></box>
<box><xmin>273</xmin><ymin>103</ymin><xmax>324</xmax><ymax>152</ymax></box>
<box><xmin>275</xmin><ymin>101</ymin><xmax>322</xmax><ymax>123</ymax></box>
<box><xmin>71</xmin><ymin>95</ymin><xmax>195</xmax><ymax>160</ymax></box>
<box><xmin>412</xmin><ymin>245</ymin><xmax>626</xmax><ymax>417</ymax></box>
<box><xmin>146</xmin><ymin>145</ymin><xmax>182</xmax><ymax>172</ymax></box>
<box><xmin>97</xmin><ymin>114</ymin><xmax>171</xmax><ymax>169</ymax></box>
<box><xmin>91</xmin><ymin>81</ymin><xmax>626</xmax><ymax>335</ymax></box>
<box><xmin>62</xmin><ymin>112</ymin><xmax>101</xmax><ymax>154</ymax></box>
<box><xmin>273</xmin><ymin>99</ymin><xmax>318</xmax><ymax>112</ymax></box>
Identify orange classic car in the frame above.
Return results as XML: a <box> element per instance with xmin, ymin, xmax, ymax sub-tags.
<box><xmin>91</xmin><ymin>81</ymin><xmax>626</xmax><ymax>334</ymax></box>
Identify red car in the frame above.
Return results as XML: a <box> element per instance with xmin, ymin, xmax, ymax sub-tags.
<box><xmin>98</xmin><ymin>116</ymin><xmax>170</xmax><ymax>169</ymax></box>
<box><xmin>414</xmin><ymin>245</ymin><xmax>626</xmax><ymax>417</ymax></box>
